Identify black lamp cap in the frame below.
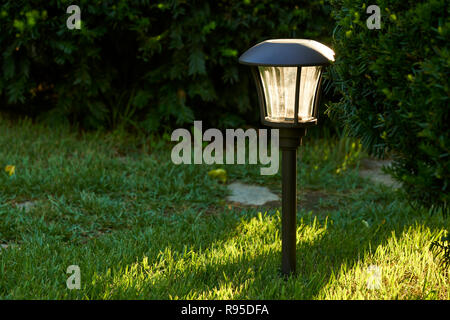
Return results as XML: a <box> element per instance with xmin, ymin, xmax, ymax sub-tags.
<box><xmin>239</xmin><ymin>39</ymin><xmax>335</xmax><ymax>67</ymax></box>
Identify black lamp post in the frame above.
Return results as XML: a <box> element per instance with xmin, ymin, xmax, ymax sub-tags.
<box><xmin>239</xmin><ymin>39</ymin><xmax>334</xmax><ymax>276</ymax></box>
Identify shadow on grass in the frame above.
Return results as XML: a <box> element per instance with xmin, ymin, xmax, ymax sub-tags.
<box><xmin>85</xmin><ymin>188</ymin><xmax>448</xmax><ymax>299</ymax></box>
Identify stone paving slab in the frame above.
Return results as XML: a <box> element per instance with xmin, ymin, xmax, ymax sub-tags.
<box><xmin>227</xmin><ymin>182</ymin><xmax>279</xmax><ymax>206</ymax></box>
<box><xmin>226</xmin><ymin>158</ymin><xmax>399</xmax><ymax>207</ymax></box>
<box><xmin>359</xmin><ymin>158</ymin><xmax>400</xmax><ymax>188</ymax></box>
<box><xmin>16</xmin><ymin>201</ymin><xmax>36</xmax><ymax>212</ymax></box>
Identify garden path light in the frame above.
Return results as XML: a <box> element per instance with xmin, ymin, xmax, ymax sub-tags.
<box><xmin>239</xmin><ymin>39</ymin><xmax>334</xmax><ymax>275</ymax></box>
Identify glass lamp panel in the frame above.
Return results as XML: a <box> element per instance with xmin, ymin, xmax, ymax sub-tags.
<box><xmin>259</xmin><ymin>66</ymin><xmax>297</xmax><ymax>121</ymax></box>
<box><xmin>298</xmin><ymin>66</ymin><xmax>322</xmax><ymax>121</ymax></box>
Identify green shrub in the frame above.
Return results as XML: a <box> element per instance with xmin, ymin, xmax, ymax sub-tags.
<box><xmin>0</xmin><ymin>0</ymin><xmax>333</xmax><ymax>131</ymax></box>
<box><xmin>329</xmin><ymin>0</ymin><xmax>449</xmax><ymax>212</ymax></box>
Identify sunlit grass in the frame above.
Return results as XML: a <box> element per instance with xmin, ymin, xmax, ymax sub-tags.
<box><xmin>319</xmin><ymin>224</ymin><xmax>449</xmax><ymax>299</ymax></box>
<box><xmin>0</xmin><ymin>115</ymin><xmax>448</xmax><ymax>299</ymax></box>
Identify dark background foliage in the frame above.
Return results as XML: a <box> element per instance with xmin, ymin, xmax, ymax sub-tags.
<box><xmin>0</xmin><ymin>0</ymin><xmax>334</xmax><ymax>132</ymax></box>
<box><xmin>1</xmin><ymin>0</ymin><xmax>449</xmax><ymax>212</ymax></box>
<box><xmin>328</xmin><ymin>0</ymin><xmax>449</xmax><ymax>212</ymax></box>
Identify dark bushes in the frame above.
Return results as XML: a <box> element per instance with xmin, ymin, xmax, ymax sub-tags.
<box><xmin>0</xmin><ymin>0</ymin><xmax>333</xmax><ymax>131</ymax></box>
<box><xmin>329</xmin><ymin>0</ymin><xmax>449</xmax><ymax>212</ymax></box>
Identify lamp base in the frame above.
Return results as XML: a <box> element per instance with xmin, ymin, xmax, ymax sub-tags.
<box><xmin>279</xmin><ymin>128</ymin><xmax>306</xmax><ymax>276</ymax></box>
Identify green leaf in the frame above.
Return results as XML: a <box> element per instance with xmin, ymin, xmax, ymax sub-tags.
<box><xmin>188</xmin><ymin>49</ymin><xmax>206</xmax><ymax>76</ymax></box>
<box><xmin>132</xmin><ymin>90</ymin><xmax>152</xmax><ymax>109</ymax></box>
<box><xmin>3</xmin><ymin>56</ymin><xmax>15</xmax><ymax>80</ymax></box>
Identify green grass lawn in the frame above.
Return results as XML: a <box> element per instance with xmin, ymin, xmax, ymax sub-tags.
<box><xmin>0</xmin><ymin>116</ymin><xmax>448</xmax><ymax>299</ymax></box>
